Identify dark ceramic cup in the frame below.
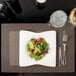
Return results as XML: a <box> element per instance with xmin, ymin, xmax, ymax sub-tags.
<box><xmin>36</xmin><ymin>0</ymin><xmax>47</xmax><ymax>9</ymax></box>
<box><xmin>0</xmin><ymin>1</ymin><xmax>16</xmax><ymax>18</ymax></box>
<box><xmin>7</xmin><ymin>0</ymin><xmax>22</xmax><ymax>14</ymax></box>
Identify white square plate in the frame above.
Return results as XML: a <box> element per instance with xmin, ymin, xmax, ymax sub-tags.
<box><xmin>19</xmin><ymin>30</ymin><xmax>56</xmax><ymax>67</ymax></box>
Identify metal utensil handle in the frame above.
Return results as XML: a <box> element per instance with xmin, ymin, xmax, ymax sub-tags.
<box><xmin>59</xmin><ymin>47</ymin><xmax>62</xmax><ymax>66</ymax></box>
<box><xmin>63</xmin><ymin>43</ymin><xmax>67</xmax><ymax>65</ymax></box>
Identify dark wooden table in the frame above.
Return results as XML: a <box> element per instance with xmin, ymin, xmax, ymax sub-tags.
<box><xmin>0</xmin><ymin>0</ymin><xmax>76</xmax><ymax>22</ymax></box>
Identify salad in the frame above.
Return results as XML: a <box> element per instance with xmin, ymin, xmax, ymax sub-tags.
<box><xmin>26</xmin><ymin>37</ymin><xmax>49</xmax><ymax>61</ymax></box>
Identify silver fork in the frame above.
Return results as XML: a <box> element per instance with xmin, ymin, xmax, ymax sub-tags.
<box><xmin>62</xmin><ymin>31</ymin><xmax>68</xmax><ymax>65</ymax></box>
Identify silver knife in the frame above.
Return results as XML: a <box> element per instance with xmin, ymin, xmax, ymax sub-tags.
<box><xmin>58</xmin><ymin>31</ymin><xmax>62</xmax><ymax>66</ymax></box>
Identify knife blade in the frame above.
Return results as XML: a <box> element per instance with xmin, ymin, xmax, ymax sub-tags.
<box><xmin>58</xmin><ymin>31</ymin><xmax>62</xmax><ymax>47</ymax></box>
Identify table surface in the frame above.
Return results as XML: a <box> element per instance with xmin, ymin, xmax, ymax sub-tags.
<box><xmin>1</xmin><ymin>23</ymin><xmax>75</xmax><ymax>73</ymax></box>
<box><xmin>0</xmin><ymin>0</ymin><xmax>76</xmax><ymax>22</ymax></box>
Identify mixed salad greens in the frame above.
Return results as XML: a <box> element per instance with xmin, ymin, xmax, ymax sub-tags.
<box><xmin>26</xmin><ymin>37</ymin><xmax>49</xmax><ymax>61</ymax></box>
